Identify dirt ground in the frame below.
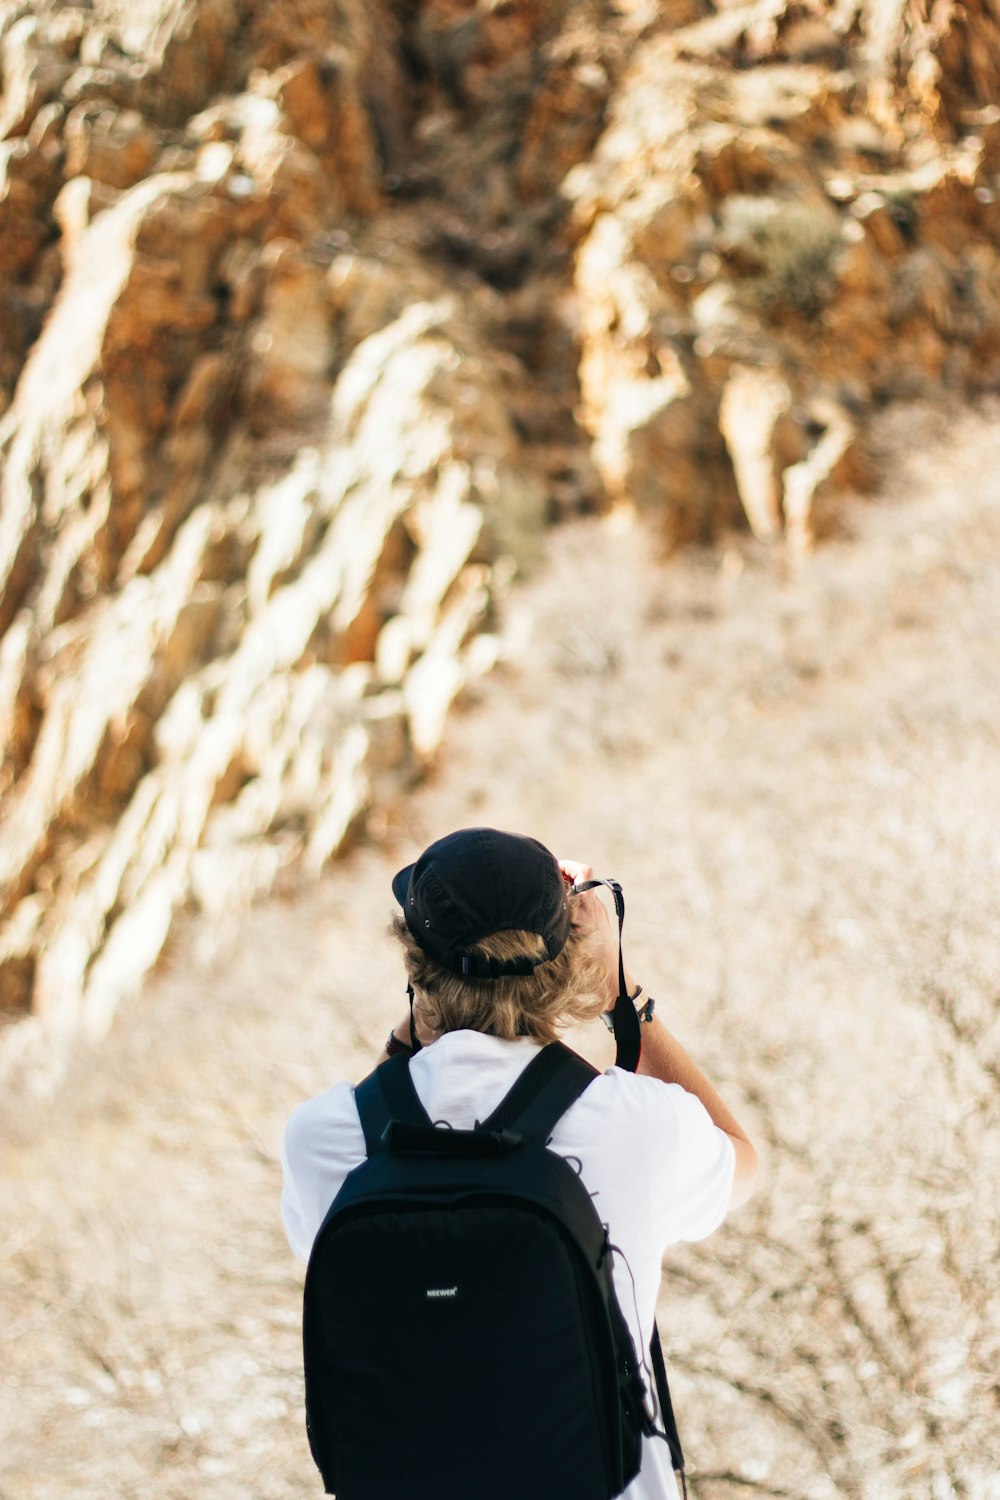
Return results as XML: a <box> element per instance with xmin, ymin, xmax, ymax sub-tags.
<box><xmin>2</xmin><ymin>398</ymin><xmax>999</xmax><ymax>1500</ymax></box>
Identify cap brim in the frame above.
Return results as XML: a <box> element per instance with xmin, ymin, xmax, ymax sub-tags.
<box><xmin>391</xmin><ymin>863</ymin><xmax>414</xmax><ymax>908</ymax></box>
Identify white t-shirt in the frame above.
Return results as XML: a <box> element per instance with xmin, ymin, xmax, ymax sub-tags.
<box><xmin>281</xmin><ymin>1030</ymin><xmax>735</xmax><ymax>1500</ymax></box>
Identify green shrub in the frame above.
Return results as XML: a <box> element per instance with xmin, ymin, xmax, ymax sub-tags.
<box><xmin>718</xmin><ymin>194</ymin><xmax>843</xmax><ymax>315</ymax></box>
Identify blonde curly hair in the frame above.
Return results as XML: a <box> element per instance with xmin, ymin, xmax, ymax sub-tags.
<box><xmin>391</xmin><ymin>915</ymin><xmax>610</xmax><ymax>1045</ymax></box>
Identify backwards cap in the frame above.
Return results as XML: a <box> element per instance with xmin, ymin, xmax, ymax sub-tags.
<box><xmin>392</xmin><ymin>828</ymin><xmax>570</xmax><ymax>979</ymax></box>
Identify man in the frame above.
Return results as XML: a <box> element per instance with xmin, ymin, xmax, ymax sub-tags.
<box><xmin>281</xmin><ymin>828</ymin><xmax>759</xmax><ymax>1500</ymax></box>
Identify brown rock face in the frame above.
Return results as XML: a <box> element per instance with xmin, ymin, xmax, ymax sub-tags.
<box><xmin>569</xmin><ymin>23</ymin><xmax>1000</xmax><ymax>546</ymax></box>
<box><xmin>1</xmin><ymin>0</ymin><xmax>999</xmax><ymax>1074</ymax></box>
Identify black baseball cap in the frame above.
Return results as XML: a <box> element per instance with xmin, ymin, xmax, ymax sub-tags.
<box><xmin>391</xmin><ymin>828</ymin><xmax>571</xmax><ymax>979</ymax></box>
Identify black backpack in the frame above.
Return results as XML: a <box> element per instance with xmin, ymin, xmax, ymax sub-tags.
<box><xmin>302</xmin><ymin>1039</ymin><xmax>686</xmax><ymax>1499</ymax></box>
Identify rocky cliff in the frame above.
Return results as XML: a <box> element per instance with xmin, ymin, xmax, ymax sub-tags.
<box><xmin>2</xmin><ymin>0</ymin><xmax>999</xmax><ymax>1077</ymax></box>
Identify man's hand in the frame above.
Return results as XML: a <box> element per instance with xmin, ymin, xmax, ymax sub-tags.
<box><xmin>558</xmin><ymin>860</ymin><xmax>633</xmax><ymax>1004</ymax></box>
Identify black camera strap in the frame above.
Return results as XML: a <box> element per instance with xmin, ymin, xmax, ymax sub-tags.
<box><xmin>571</xmin><ymin>878</ymin><xmax>642</xmax><ymax>1074</ymax></box>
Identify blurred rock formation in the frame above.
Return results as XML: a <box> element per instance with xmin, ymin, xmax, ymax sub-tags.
<box><xmin>2</xmin><ymin>0</ymin><xmax>999</xmax><ymax>1075</ymax></box>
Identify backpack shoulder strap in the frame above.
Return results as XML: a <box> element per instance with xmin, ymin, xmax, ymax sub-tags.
<box><xmin>650</xmin><ymin>1324</ymin><xmax>685</xmax><ymax>1476</ymax></box>
<box><xmin>356</xmin><ymin>1041</ymin><xmax>597</xmax><ymax>1156</ymax></box>
<box><xmin>478</xmin><ymin>1041</ymin><xmax>599</xmax><ymax>1143</ymax></box>
<box><xmin>353</xmin><ymin>1052</ymin><xmax>432</xmax><ymax>1158</ymax></box>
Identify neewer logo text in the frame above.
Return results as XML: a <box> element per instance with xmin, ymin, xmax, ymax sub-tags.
<box><xmin>425</xmin><ymin>1287</ymin><xmax>459</xmax><ymax>1299</ymax></box>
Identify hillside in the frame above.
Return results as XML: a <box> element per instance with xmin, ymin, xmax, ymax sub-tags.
<box><xmin>3</xmin><ymin>0</ymin><xmax>1000</xmax><ymax>1074</ymax></box>
<box><xmin>2</xmin><ymin>398</ymin><xmax>998</xmax><ymax>1498</ymax></box>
